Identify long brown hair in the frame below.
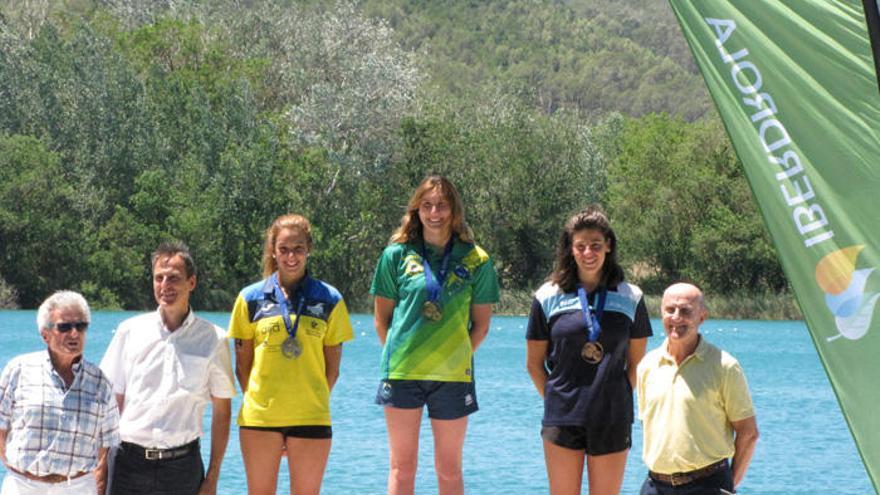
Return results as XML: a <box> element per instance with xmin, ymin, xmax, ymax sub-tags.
<box><xmin>390</xmin><ymin>175</ymin><xmax>474</xmax><ymax>244</ymax></box>
<box><xmin>262</xmin><ymin>214</ymin><xmax>313</xmax><ymax>277</ymax></box>
<box><xmin>550</xmin><ymin>205</ymin><xmax>624</xmax><ymax>293</ymax></box>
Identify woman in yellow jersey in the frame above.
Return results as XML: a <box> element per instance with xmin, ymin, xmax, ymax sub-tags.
<box><xmin>371</xmin><ymin>176</ymin><xmax>500</xmax><ymax>495</ymax></box>
<box><xmin>228</xmin><ymin>214</ymin><xmax>354</xmax><ymax>495</ymax></box>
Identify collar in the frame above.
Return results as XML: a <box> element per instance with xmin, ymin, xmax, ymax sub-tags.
<box><xmin>43</xmin><ymin>350</ymin><xmax>84</xmax><ymax>366</ymax></box>
<box><xmin>43</xmin><ymin>350</ymin><xmax>84</xmax><ymax>379</ymax></box>
<box><xmin>413</xmin><ymin>238</ymin><xmax>462</xmax><ymax>254</ymax></box>
<box><xmin>155</xmin><ymin>307</ymin><xmax>195</xmax><ymax>334</ymax></box>
<box><xmin>263</xmin><ymin>272</ymin><xmax>311</xmax><ymax>300</ymax></box>
<box><xmin>659</xmin><ymin>334</ymin><xmax>706</xmax><ymax>366</ymax></box>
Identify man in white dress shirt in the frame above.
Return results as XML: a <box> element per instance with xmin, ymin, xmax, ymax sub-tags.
<box><xmin>101</xmin><ymin>242</ymin><xmax>235</xmax><ymax>495</ymax></box>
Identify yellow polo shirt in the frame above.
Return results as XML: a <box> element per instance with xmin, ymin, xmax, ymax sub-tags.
<box><xmin>637</xmin><ymin>336</ymin><xmax>754</xmax><ymax>474</ymax></box>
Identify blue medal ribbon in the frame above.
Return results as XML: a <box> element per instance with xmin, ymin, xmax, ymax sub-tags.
<box><xmin>273</xmin><ymin>273</ymin><xmax>306</xmax><ymax>340</ymax></box>
<box><xmin>576</xmin><ymin>285</ymin><xmax>607</xmax><ymax>343</ymax></box>
<box><xmin>421</xmin><ymin>240</ymin><xmax>454</xmax><ymax>303</ymax></box>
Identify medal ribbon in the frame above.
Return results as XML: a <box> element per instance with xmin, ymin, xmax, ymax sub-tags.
<box><xmin>421</xmin><ymin>240</ymin><xmax>454</xmax><ymax>303</ymax></box>
<box><xmin>273</xmin><ymin>273</ymin><xmax>306</xmax><ymax>340</ymax></box>
<box><xmin>576</xmin><ymin>285</ymin><xmax>607</xmax><ymax>343</ymax></box>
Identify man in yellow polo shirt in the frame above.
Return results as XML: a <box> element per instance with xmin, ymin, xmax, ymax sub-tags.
<box><xmin>637</xmin><ymin>282</ymin><xmax>758</xmax><ymax>494</ymax></box>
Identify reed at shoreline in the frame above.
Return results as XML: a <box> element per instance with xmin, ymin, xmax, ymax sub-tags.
<box><xmin>4</xmin><ymin>289</ymin><xmax>802</xmax><ymax>321</ymax></box>
<box><xmin>492</xmin><ymin>289</ymin><xmax>802</xmax><ymax>321</ymax></box>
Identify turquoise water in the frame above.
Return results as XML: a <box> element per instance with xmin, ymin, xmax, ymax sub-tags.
<box><xmin>0</xmin><ymin>311</ymin><xmax>872</xmax><ymax>494</ymax></box>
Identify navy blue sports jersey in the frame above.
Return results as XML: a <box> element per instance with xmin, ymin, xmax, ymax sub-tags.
<box><xmin>526</xmin><ymin>281</ymin><xmax>652</xmax><ymax>426</ymax></box>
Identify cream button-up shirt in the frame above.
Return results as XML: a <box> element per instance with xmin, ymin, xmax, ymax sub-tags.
<box><xmin>100</xmin><ymin>309</ymin><xmax>235</xmax><ymax>449</ymax></box>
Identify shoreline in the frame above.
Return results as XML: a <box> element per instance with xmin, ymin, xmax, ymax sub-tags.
<box><xmin>1</xmin><ymin>290</ymin><xmax>803</xmax><ymax>321</ymax></box>
<box><xmin>348</xmin><ymin>289</ymin><xmax>803</xmax><ymax>321</ymax></box>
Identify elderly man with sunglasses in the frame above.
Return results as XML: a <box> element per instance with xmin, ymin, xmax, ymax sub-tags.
<box><xmin>0</xmin><ymin>291</ymin><xmax>120</xmax><ymax>495</ymax></box>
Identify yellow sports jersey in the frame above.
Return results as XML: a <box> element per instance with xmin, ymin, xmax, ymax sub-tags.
<box><xmin>227</xmin><ymin>275</ymin><xmax>353</xmax><ymax>426</ymax></box>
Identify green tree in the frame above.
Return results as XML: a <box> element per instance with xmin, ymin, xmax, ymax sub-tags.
<box><xmin>0</xmin><ymin>274</ymin><xmax>19</xmax><ymax>309</ymax></box>
<box><xmin>0</xmin><ymin>134</ymin><xmax>86</xmax><ymax>307</ymax></box>
<box><xmin>361</xmin><ymin>0</ymin><xmax>709</xmax><ymax>119</ymax></box>
<box><xmin>607</xmin><ymin>113</ymin><xmax>786</xmax><ymax>293</ymax></box>
<box><xmin>388</xmin><ymin>96</ymin><xmax>608</xmax><ymax>289</ymax></box>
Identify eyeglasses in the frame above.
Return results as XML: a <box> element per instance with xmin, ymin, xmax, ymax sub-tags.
<box><xmin>51</xmin><ymin>321</ymin><xmax>89</xmax><ymax>333</ymax></box>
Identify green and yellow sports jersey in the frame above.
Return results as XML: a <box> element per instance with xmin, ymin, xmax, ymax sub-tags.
<box><xmin>370</xmin><ymin>240</ymin><xmax>500</xmax><ymax>382</ymax></box>
<box><xmin>227</xmin><ymin>275</ymin><xmax>353</xmax><ymax>427</ymax></box>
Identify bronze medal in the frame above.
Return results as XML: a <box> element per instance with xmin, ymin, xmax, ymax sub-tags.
<box><xmin>581</xmin><ymin>341</ymin><xmax>604</xmax><ymax>364</ymax></box>
<box><xmin>281</xmin><ymin>336</ymin><xmax>302</xmax><ymax>359</ymax></box>
<box><xmin>422</xmin><ymin>301</ymin><xmax>443</xmax><ymax>321</ymax></box>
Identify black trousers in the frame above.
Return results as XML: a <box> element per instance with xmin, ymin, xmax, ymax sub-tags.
<box><xmin>109</xmin><ymin>441</ymin><xmax>204</xmax><ymax>495</ymax></box>
<box><xmin>639</xmin><ymin>465</ymin><xmax>735</xmax><ymax>495</ymax></box>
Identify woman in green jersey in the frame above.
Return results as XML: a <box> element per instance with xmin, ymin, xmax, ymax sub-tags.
<box><xmin>370</xmin><ymin>176</ymin><xmax>500</xmax><ymax>495</ymax></box>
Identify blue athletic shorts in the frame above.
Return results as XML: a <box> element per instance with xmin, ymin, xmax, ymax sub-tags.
<box><xmin>375</xmin><ymin>379</ymin><xmax>478</xmax><ymax>419</ymax></box>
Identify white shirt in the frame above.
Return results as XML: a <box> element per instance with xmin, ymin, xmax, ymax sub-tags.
<box><xmin>100</xmin><ymin>309</ymin><xmax>235</xmax><ymax>448</ymax></box>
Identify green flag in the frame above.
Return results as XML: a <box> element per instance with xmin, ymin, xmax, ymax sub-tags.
<box><xmin>668</xmin><ymin>0</ymin><xmax>880</xmax><ymax>491</ymax></box>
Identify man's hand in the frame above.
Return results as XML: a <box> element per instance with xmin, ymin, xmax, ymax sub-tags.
<box><xmin>0</xmin><ymin>429</ymin><xmax>8</xmax><ymax>465</ymax></box>
<box><xmin>198</xmin><ymin>475</ymin><xmax>219</xmax><ymax>495</ymax></box>
<box><xmin>200</xmin><ymin>396</ymin><xmax>232</xmax><ymax>495</ymax></box>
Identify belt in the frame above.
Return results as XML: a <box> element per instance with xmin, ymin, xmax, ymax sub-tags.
<box><xmin>649</xmin><ymin>459</ymin><xmax>728</xmax><ymax>487</ymax></box>
<box><xmin>121</xmin><ymin>439</ymin><xmax>199</xmax><ymax>461</ymax></box>
<box><xmin>7</xmin><ymin>466</ymin><xmax>89</xmax><ymax>484</ymax></box>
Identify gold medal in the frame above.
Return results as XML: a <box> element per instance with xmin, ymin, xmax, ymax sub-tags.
<box><xmin>581</xmin><ymin>341</ymin><xmax>604</xmax><ymax>364</ymax></box>
<box><xmin>281</xmin><ymin>336</ymin><xmax>302</xmax><ymax>359</ymax></box>
<box><xmin>422</xmin><ymin>301</ymin><xmax>443</xmax><ymax>321</ymax></box>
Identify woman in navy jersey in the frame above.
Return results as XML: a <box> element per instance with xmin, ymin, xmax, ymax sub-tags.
<box><xmin>526</xmin><ymin>205</ymin><xmax>652</xmax><ymax>495</ymax></box>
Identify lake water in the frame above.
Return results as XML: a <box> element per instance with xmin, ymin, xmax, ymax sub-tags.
<box><xmin>0</xmin><ymin>311</ymin><xmax>872</xmax><ymax>494</ymax></box>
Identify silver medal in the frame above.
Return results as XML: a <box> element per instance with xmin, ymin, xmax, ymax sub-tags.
<box><xmin>281</xmin><ymin>336</ymin><xmax>302</xmax><ymax>359</ymax></box>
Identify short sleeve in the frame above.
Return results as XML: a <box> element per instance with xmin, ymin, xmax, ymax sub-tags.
<box><xmin>631</xmin><ymin>297</ymin><xmax>653</xmax><ymax>339</ymax></box>
<box><xmin>525</xmin><ymin>297</ymin><xmax>550</xmax><ymax>341</ymax></box>
<box><xmin>227</xmin><ymin>293</ymin><xmax>255</xmax><ymax>340</ymax></box>
<box><xmin>0</xmin><ymin>360</ymin><xmax>17</xmax><ymax>429</ymax></box>
<box><xmin>370</xmin><ymin>246</ymin><xmax>400</xmax><ymax>300</ymax></box>
<box><xmin>324</xmin><ymin>299</ymin><xmax>354</xmax><ymax>346</ymax></box>
<box><xmin>470</xmin><ymin>255</ymin><xmax>500</xmax><ymax>305</ymax></box>
<box><xmin>208</xmin><ymin>330</ymin><xmax>236</xmax><ymax>398</ymax></box>
<box><xmin>722</xmin><ymin>360</ymin><xmax>755</xmax><ymax>422</ymax></box>
<box><xmin>100</xmin><ymin>326</ymin><xmax>128</xmax><ymax>395</ymax></box>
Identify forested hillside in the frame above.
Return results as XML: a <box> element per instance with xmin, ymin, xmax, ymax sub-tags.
<box><xmin>360</xmin><ymin>0</ymin><xmax>710</xmax><ymax>118</ymax></box>
<box><xmin>0</xmin><ymin>0</ymin><xmax>790</xmax><ymax>315</ymax></box>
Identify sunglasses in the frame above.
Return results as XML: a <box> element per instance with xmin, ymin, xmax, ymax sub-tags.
<box><xmin>51</xmin><ymin>321</ymin><xmax>89</xmax><ymax>333</ymax></box>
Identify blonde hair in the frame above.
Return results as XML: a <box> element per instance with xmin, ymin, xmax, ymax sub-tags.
<box><xmin>262</xmin><ymin>214</ymin><xmax>313</xmax><ymax>277</ymax></box>
<box><xmin>390</xmin><ymin>175</ymin><xmax>473</xmax><ymax>244</ymax></box>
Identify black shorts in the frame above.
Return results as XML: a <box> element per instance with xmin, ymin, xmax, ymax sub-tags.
<box><xmin>239</xmin><ymin>425</ymin><xmax>332</xmax><ymax>439</ymax></box>
<box><xmin>541</xmin><ymin>423</ymin><xmax>631</xmax><ymax>456</ymax></box>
